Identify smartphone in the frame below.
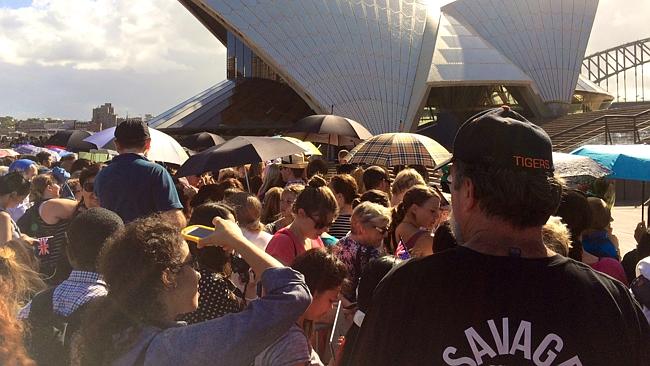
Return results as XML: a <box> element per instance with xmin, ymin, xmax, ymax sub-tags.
<box><xmin>181</xmin><ymin>225</ymin><xmax>215</xmax><ymax>243</ymax></box>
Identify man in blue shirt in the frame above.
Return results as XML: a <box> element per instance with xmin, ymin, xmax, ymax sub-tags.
<box><xmin>93</xmin><ymin>121</ymin><xmax>185</xmax><ymax>225</ymax></box>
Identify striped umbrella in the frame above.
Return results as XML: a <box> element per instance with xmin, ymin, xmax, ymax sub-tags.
<box><xmin>348</xmin><ymin>133</ymin><xmax>451</xmax><ymax>168</ymax></box>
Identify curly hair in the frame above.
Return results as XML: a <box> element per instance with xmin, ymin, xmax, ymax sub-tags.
<box><xmin>78</xmin><ymin>215</ymin><xmax>186</xmax><ymax>365</ymax></box>
<box><xmin>0</xmin><ymin>247</ymin><xmax>40</xmax><ymax>365</ymax></box>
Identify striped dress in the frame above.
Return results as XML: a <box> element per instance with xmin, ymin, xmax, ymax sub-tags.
<box><xmin>18</xmin><ymin>200</ymin><xmax>79</xmax><ymax>285</ymax></box>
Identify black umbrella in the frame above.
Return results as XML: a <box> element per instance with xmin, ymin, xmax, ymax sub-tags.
<box><xmin>176</xmin><ymin>136</ymin><xmax>306</xmax><ymax>177</ymax></box>
<box><xmin>286</xmin><ymin>114</ymin><xmax>373</xmax><ymax>146</ymax></box>
<box><xmin>180</xmin><ymin>132</ymin><xmax>226</xmax><ymax>152</ymax></box>
<box><xmin>44</xmin><ymin>130</ymin><xmax>97</xmax><ymax>152</ymax></box>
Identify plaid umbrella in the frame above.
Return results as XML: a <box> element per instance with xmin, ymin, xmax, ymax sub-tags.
<box><xmin>348</xmin><ymin>133</ymin><xmax>451</xmax><ymax>168</ymax></box>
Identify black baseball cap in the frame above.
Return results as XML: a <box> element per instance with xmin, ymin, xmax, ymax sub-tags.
<box><xmin>452</xmin><ymin>106</ymin><xmax>554</xmax><ymax>174</ymax></box>
<box><xmin>114</xmin><ymin>120</ymin><xmax>150</xmax><ymax>144</ymax></box>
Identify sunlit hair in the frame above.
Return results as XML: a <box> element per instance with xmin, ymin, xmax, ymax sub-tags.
<box><xmin>391</xmin><ymin>168</ymin><xmax>425</xmax><ymax>196</ymax></box>
<box><xmin>351</xmin><ymin>201</ymin><xmax>391</xmax><ymax>235</ymax></box>
<box><xmin>259</xmin><ymin>164</ymin><xmax>284</xmax><ymax>196</ymax></box>
<box><xmin>0</xmin><ymin>246</ymin><xmax>39</xmax><ymax>365</ymax></box>
<box><xmin>226</xmin><ymin>192</ymin><xmax>264</xmax><ymax>232</ymax></box>
<box><xmin>261</xmin><ymin>187</ymin><xmax>283</xmax><ymax>224</ymax></box>
<box><xmin>329</xmin><ymin>174</ymin><xmax>360</xmax><ymax>206</ymax></box>
<box><xmin>294</xmin><ymin>176</ymin><xmax>338</xmax><ymax>218</ymax></box>
<box><xmin>29</xmin><ymin>173</ymin><xmax>57</xmax><ymax>202</ymax></box>
<box><xmin>543</xmin><ymin>216</ymin><xmax>571</xmax><ymax>257</ymax></box>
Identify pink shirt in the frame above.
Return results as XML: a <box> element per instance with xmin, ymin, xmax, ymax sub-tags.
<box><xmin>589</xmin><ymin>257</ymin><xmax>628</xmax><ymax>286</ymax></box>
<box><xmin>265</xmin><ymin>227</ymin><xmax>324</xmax><ymax>265</ymax></box>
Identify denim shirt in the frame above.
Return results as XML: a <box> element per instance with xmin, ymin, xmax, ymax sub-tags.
<box><xmin>111</xmin><ymin>267</ymin><xmax>311</xmax><ymax>366</ymax></box>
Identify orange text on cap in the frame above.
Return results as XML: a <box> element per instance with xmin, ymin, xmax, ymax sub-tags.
<box><xmin>513</xmin><ymin>156</ymin><xmax>550</xmax><ymax>170</ymax></box>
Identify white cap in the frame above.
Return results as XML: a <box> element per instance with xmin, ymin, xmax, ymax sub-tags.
<box><xmin>636</xmin><ymin>256</ymin><xmax>650</xmax><ymax>279</ymax></box>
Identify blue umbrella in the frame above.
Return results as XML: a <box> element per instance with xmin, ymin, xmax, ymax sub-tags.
<box><xmin>572</xmin><ymin>144</ymin><xmax>650</xmax><ymax>220</ymax></box>
<box><xmin>571</xmin><ymin>145</ymin><xmax>650</xmax><ymax>181</ymax></box>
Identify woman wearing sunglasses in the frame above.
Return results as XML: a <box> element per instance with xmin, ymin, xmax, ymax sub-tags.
<box><xmin>266</xmin><ymin>176</ymin><xmax>338</xmax><ymax>265</ymax></box>
<box><xmin>331</xmin><ymin>201</ymin><xmax>391</xmax><ymax>304</ymax></box>
<box><xmin>37</xmin><ymin>164</ymin><xmax>103</xmax><ymax>284</ymax></box>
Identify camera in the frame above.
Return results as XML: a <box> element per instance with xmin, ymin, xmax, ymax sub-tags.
<box><xmin>231</xmin><ymin>253</ymin><xmax>250</xmax><ymax>283</ymax></box>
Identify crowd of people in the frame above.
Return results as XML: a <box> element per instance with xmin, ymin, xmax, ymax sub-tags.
<box><xmin>1</xmin><ymin>110</ymin><xmax>650</xmax><ymax>365</ymax></box>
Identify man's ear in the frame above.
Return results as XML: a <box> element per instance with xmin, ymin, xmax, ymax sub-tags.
<box><xmin>461</xmin><ymin>177</ymin><xmax>478</xmax><ymax>211</ymax></box>
<box><xmin>143</xmin><ymin>138</ymin><xmax>152</xmax><ymax>153</ymax></box>
<box><xmin>161</xmin><ymin>269</ymin><xmax>177</xmax><ymax>290</ymax></box>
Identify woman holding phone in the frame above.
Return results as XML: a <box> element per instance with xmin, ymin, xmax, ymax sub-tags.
<box><xmin>76</xmin><ymin>214</ymin><xmax>311</xmax><ymax>365</ymax></box>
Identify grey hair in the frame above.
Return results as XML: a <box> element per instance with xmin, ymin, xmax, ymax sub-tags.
<box><xmin>352</xmin><ymin>201</ymin><xmax>391</xmax><ymax>229</ymax></box>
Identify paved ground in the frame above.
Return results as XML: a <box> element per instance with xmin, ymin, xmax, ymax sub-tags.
<box><xmin>611</xmin><ymin>205</ymin><xmax>643</xmax><ymax>256</ymax></box>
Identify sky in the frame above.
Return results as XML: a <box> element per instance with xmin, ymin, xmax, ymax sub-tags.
<box><xmin>0</xmin><ymin>0</ymin><xmax>648</xmax><ymax>120</ymax></box>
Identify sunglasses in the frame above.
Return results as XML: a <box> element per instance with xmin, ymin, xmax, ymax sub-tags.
<box><xmin>82</xmin><ymin>182</ymin><xmax>94</xmax><ymax>193</ymax></box>
<box><xmin>307</xmin><ymin>213</ymin><xmax>335</xmax><ymax>230</ymax></box>
<box><xmin>374</xmin><ymin>226</ymin><xmax>390</xmax><ymax>235</ymax></box>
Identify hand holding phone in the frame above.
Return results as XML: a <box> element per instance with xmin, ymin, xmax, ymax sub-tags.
<box><xmin>194</xmin><ymin>217</ymin><xmax>245</xmax><ymax>250</ymax></box>
<box><xmin>181</xmin><ymin>225</ymin><xmax>215</xmax><ymax>243</ymax></box>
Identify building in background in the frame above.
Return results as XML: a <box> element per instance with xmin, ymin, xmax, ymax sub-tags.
<box><xmin>150</xmin><ymin>0</ymin><xmax>610</xmax><ymax>139</ymax></box>
<box><xmin>92</xmin><ymin>103</ymin><xmax>117</xmax><ymax>131</ymax></box>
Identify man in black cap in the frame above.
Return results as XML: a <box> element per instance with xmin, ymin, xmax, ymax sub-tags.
<box><xmin>350</xmin><ymin>107</ymin><xmax>649</xmax><ymax>365</ymax></box>
<box><xmin>93</xmin><ymin>121</ymin><xmax>184</xmax><ymax>225</ymax></box>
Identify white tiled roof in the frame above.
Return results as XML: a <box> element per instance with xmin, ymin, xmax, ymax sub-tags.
<box><xmin>442</xmin><ymin>0</ymin><xmax>599</xmax><ymax>103</ymax></box>
<box><xmin>428</xmin><ymin>12</ymin><xmax>532</xmax><ymax>85</ymax></box>
<box><xmin>200</xmin><ymin>0</ymin><xmax>435</xmax><ymax>134</ymax></box>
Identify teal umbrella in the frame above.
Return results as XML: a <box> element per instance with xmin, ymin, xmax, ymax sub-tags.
<box><xmin>571</xmin><ymin>144</ymin><xmax>650</xmax><ymax>220</ymax></box>
<box><xmin>571</xmin><ymin>145</ymin><xmax>650</xmax><ymax>181</ymax></box>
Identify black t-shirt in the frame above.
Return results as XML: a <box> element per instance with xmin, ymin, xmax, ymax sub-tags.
<box><xmin>349</xmin><ymin>246</ymin><xmax>650</xmax><ymax>366</ymax></box>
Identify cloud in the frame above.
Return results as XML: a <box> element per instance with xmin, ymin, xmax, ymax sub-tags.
<box><xmin>0</xmin><ymin>0</ymin><xmax>226</xmax><ymax>119</ymax></box>
<box><xmin>587</xmin><ymin>0</ymin><xmax>650</xmax><ymax>54</ymax></box>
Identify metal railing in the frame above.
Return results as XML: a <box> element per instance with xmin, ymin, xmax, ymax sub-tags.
<box><xmin>551</xmin><ymin>109</ymin><xmax>650</xmax><ymax>151</ymax></box>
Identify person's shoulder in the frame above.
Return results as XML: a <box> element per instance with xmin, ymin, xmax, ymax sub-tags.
<box><xmin>0</xmin><ymin>210</ymin><xmax>11</xmax><ymax>222</ymax></box>
<box><xmin>259</xmin><ymin>325</ymin><xmax>310</xmax><ymax>364</ymax></box>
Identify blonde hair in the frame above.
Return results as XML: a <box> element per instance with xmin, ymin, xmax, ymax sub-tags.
<box><xmin>226</xmin><ymin>192</ymin><xmax>264</xmax><ymax>232</ymax></box>
<box><xmin>542</xmin><ymin>216</ymin><xmax>571</xmax><ymax>257</ymax></box>
<box><xmin>391</xmin><ymin>168</ymin><xmax>425</xmax><ymax>196</ymax></box>
<box><xmin>352</xmin><ymin>201</ymin><xmax>391</xmax><ymax>231</ymax></box>
<box><xmin>0</xmin><ymin>246</ymin><xmax>43</xmax><ymax>366</ymax></box>
<box><xmin>350</xmin><ymin>167</ymin><xmax>365</xmax><ymax>193</ymax></box>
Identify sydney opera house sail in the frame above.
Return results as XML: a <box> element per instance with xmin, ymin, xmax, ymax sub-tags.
<box><xmin>150</xmin><ymin>0</ymin><xmax>607</xmax><ymax>136</ymax></box>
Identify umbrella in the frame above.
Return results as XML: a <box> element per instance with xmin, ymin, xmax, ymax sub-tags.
<box><xmin>180</xmin><ymin>132</ymin><xmax>226</xmax><ymax>152</ymax></box>
<box><xmin>347</xmin><ymin>133</ymin><xmax>452</xmax><ymax>169</ymax></box>
<box><xmin>276</xmin><ymin>136</ymin><xmax>322</xmax><ymax>156</ymax></box>
<box><xmin>177</xmin><ymin>136</ymin><xmax>306</xmax><ymax>178</ymax></box>
<box><xmin>84</xmin><ymin>127</ymin><xmax>188</xmax><ymax>165</ymax></box>
<box><xmin>14</xmin><ymin>145</ymin><xmax>60</xmax><ymax>160</ymax></box>
<box><xmin>552</xmin><ymin>152</ymin><xmax>610</xmax><ymax>178</ymax></box>
<box><xmin>572</xmin><ymin>144</ymin><xmax>650</xmax><ymax>220</ymax></box>
<box><xmin>44</xmin><ymin>130</ymin><xmax>96</xmax><ymax>152</ymax></box>
<box><xmin>571</xmin><ymin>145</ymin><xmax>650</xmax><ymax>181</ymax></box>
<box><xmin>286</xmin><ymin>114</ymin><xmax>372</xmax><ymax>146</ymax></box>
<box><xmin>0</xmin><ymin>149</ymin><xmax>19</xmax><ymax>158</ymax></box>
